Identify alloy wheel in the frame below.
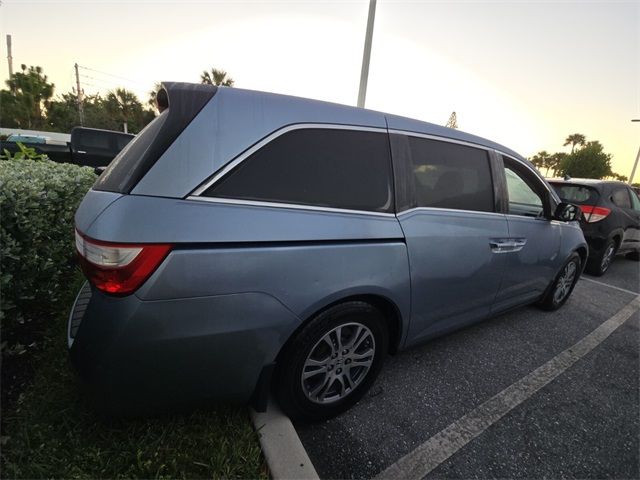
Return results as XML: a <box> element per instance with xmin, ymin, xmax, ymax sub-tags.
<box><xmin>301</xmin><ymin>322</ymin><xmax>376</xmax><ymax>404</ymax></box>
<box><xmin>600</xmin><ymin>244</ymin><xmax>615</xmax><ymax>272</ymax></box>
<box><xmin>553</xmin><ymin>261</ymin><xmax>578</xmax><ymax>304</ymax></box>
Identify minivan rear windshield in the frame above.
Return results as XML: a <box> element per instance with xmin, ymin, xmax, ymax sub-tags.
<box><xmin>93</xmin><ymin>112</ymin><xmax>168</xmax><ymax>193</ymax></box>
<box><xmin>93</xmin><ymin>83</ymin><xmax>217</xmax><ymax>194</ymax></box>
<box><xmin>550</xmin><ymin>183</ymin><xmax>599</xmax><ymax>205</ymax></box>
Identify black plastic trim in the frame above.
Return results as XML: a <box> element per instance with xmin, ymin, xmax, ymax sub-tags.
<box><xmin>172</xmin><ymin>238</ymin><xmax>405</xmax><ymax>251</ymax></box>
<box><xmin>250</xmin><ymin>363</ymin><xmax>275</xmax><ymax>412</ymax></box>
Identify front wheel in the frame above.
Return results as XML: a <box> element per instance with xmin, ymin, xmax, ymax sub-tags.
<box><xmin>538</xmin><ymin>253</ymin><xmax>581</xmax><ymax>311</ymax></box>
<box><xmin>275</xmin><ymin>301</ymin><xmax>388</xmax><ymax>422</ymax></box>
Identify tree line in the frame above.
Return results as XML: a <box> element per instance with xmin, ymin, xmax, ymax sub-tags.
<box><xmin>0</xmin><ymin>65</ymin><xmax>234</xmax><ymax>135</ymax></box>
<box><xmin>529</xmin><ymin>133</ymin><xmax>627</xmax><ymax>181</ymax></box>
<box><xmin>1</xmin><ymin>65</ymin><xmax>627</xmax><ymax>183</ymax></box>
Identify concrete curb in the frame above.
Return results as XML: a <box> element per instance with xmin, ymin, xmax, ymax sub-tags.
<box><xmin>250</xmin><ymin>399</ymin><xmax>320</xmax><ymax>480</ymax></box>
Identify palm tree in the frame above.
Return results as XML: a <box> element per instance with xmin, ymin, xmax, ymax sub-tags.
<box><xmin>106</xmin><ymin>87</ymin><xmax>141</xmax><ymax>133</ymax></box>
<box><xmin>563</xmin><ymin>133</ymin><xmax>586</xmax><ymax>154</ymax></box>
<box><xmin>530</xmin><ymin>151</ymin><xmax>551</xmax><ymax>176</ymax></box>
<box><xmin>200</xmin><ymin>68</ymin><xmax>234</xmax><ymax>87</ymax></box>
<box><xmin>548</xmin><ymin>152</ymin><xmax>567</xmax><ymax>177</ymax></box>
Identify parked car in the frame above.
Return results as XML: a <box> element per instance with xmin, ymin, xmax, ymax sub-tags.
<box><xmin>6</xmin><ymin>133</ymin><xmax>49</xmax><ymax>144</ymax></box>
<box><xmin>69</xmin><ymin>83</ymin><xmax>586</xmax><ymax>421</ymax></box>
<box><xmin>0</xmin><ymin>127</ymin><xmax>133</xmax><ymax>167</ymax></box>
<box><xmin>549</xmin><ymin>179</ymin><xmax>640</xmax><ymax>275</ymax></box>
<box><xmin>69</xmin><ymin>127</ymin><xmax>134</xmax><ymax>168</ymax></box>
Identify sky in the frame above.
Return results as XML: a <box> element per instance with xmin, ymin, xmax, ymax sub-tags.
<box><xmin>1</xmin><ymin>0</ymin><xmax>638</xmax><ymax>178</ymax></box>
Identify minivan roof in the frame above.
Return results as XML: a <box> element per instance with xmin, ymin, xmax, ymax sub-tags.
<box><xmin>131</xmin><ymin>84</ymin><xmax>529</xmax><ymax>198</ymax></box>
<box><xmin>224</xmin><ymin>87</ymin><xmax>525</xmax><ymax>160</ymax></box>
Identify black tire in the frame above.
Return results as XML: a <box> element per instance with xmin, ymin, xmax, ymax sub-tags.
<box><xmin>538</xmin><ymin>253</ymin><xmax>581</xmax><ymax>311</ymax></box>
<box><xmin>625</xmin><ymin>251</ymin><xmax>640</xmax><ymax>261</ymax></box>
<box><xmin>585</xmin><ymin>239</ymin><xmax>617</xmax><ymax>276</ymax></box>
<box><xmin>275</xmin><ymin>301</ymin><xmax>388</xmax><ymax>422</ymax></box>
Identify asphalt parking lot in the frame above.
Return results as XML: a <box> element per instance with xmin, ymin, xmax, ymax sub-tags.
<box><xmin>295</xmin><ymin>256</ymin><xmax>639</xmax><ymax>479</ymax></box>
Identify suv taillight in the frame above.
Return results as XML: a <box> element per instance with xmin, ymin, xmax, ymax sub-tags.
<box><xmin>75</xmin><ymin>230</ymin><xmax>172</xmax><ymax>295</ymax></box>
<box><xmin>578</xmin><ymin>205</ymin><xmax>611</xmax><ymax>223</ymax></box>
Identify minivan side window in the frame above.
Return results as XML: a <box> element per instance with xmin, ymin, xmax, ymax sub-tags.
<box><xmin>407</xmin><ymin>137</ymin><xmax>494</xmax><ymax>213</ymax></box>
<box><xmin>503</xmin><ymin>157</ymin><xmax>544</xmax><ymax>217</ymax></box>
<box><xmin>203</xmin><ymin>128</ymin><xmax>393</xmax><ymax>213</ymax></box>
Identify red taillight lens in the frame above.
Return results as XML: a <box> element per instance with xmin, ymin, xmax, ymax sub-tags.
<box><xmin>578</xmin><ymin>205</ymin><xmax>611</xmax><ymax>223</ymax></box>
<box><xmin>75</xmin><ymin>230</ymin><xmax>172</xmax><ymax>295</ymax></box>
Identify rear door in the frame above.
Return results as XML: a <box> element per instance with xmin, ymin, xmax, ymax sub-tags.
<box><xmin>611</xmin><ymin>186</ymin><xmax>640</xmax><ymax>252</ymax></box>
<box><xmin>493</xmin><ymin>154</ymin><xmax>561</xmax><ymax>312</ymax></box>
<box><xmin>390</xmin><ymin>133</ymin><xmax>508</xmax><ymax>344</ymax></box>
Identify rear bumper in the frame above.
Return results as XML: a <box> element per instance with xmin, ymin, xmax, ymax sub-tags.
<box><xmin>68</xmin><ymin>282</ymin><xmax>299</xmax><ymax>414</ymax></box>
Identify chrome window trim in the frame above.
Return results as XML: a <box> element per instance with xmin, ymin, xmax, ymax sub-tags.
<box><xmin>496</xmin><ymin>150</ymin><xmax>556</xmax><ymax>198</ymax></box>
<box><xmin>191</xmin><ymin>123</ymin><xmax>388</xmax><ymax>196</ymax></box>
<box><xmin>396</xmin><ymin>206</ymin><xmax>506</xmax><ymax>219</ymax></box>
<box><xmin>504</xmin><ymin>213</ymin><xmax>549</xmax><ymax>222</ymax></box>
<box><xmin>185</xmin><ymin>195</ymin><xmax>397</xmax><ymax>218</ymax></box>
<box><xmin>504</xmin><ymin>213</ymin><xmax>578</xmax><ymax>228</ymax></box>
<box><xmin>387</xmin><ymin>129</ymin><xmax>492</xmax><ymax>151</ymax></box>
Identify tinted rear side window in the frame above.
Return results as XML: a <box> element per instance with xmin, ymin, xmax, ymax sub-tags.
<box><xmin>611</xmin><ymin>188</ymin><xmax>631</xmax><ymax>208</ymax></box>
<box><xmin>203</xmin><ymin>128</ymin><xmax>393</xmax><ymax>213</ymax></box>
<box><xmin>550</xmin><ymin>183</ymin><xmax>599</xmax><ymax>204</ymax></box>
<box><xmin>407</xmin><ymin>137</ymin><xmax>494</xmax><ymax>212</ymax></box>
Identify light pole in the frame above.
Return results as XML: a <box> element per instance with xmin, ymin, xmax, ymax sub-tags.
<box><xmin>357</xmin><ymin>0</ymin><xmax>377</xmax><ymax>108</ymax></box>
<box><xmin>630</xmin><ymin>119</ymin><xmax>639</xmax><ymax>184</ymax></box>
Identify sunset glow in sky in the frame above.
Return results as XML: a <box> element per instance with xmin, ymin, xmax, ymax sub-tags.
<box><xmin>1</xmin><ymin>0</ymin><xmax>638</xmax><ymax>177</ymax></box>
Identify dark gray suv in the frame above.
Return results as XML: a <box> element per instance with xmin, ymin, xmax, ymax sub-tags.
<box><xmin>550</xmin><ymin>179</ymin><xmax>640</xmax><ymax>275</ymax></box>
<box><xmin>69</xmin><ymin>83</ymin><xmax>587</xmax><ymax>421</ymax></box>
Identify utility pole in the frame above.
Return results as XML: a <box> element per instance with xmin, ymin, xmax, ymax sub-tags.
<box><xmin>629</xmin><ymin>119</ymin><xmax>639</xmax><ymax>184</ymax></box>
<box><xmin>357</xmin><ymin>0</ymin><xmax>377</xmax><ymax>108</ymax></box>
<box><xmin>6</xmin><ymin>34</ymin><xmax>14</xmax><ymax>93</ymax></box>
<box><xmin>74</xmin><ymin>63</ymin><xmax>85</xmax><ymax>126</ymax></box>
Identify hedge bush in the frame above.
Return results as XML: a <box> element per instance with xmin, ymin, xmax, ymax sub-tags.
<box><xmin>0</xmin><ymin>158</ymin><xmax>96</xmax><ymax>329</ymax></box>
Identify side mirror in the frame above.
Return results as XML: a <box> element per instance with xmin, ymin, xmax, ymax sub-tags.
<box><xmin>554</xmin><ymin>202</ymin><xmax>581</xmax><ymax>222</ymax></box>
<box><xmin>94</xmin><ymin>166</ymin><xmax>106</xmax><ymax>176</ymax></box>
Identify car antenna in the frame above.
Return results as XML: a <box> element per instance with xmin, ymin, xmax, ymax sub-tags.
<box><xmin>564</xmin><ymin>174</ymin><xmax>571</xmax><ymax>180</ymax></box>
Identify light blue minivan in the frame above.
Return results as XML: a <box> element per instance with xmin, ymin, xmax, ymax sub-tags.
<box><xmin>69</xmin><ymin>83</ymin><xmax>586</xmax><ymax>420</ymax></box>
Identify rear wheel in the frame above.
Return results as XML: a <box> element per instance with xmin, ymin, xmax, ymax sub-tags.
<box><xmin>586</xmin><ymin>239</ymin><xmax>616</xmax><ymax>276</ymax></box>
<box><xmin>275</xmin><ymin>301</ymin><xmax>388</xmax><ymax>422</ymax></box>
<box><xmin>538</xmin><ymin>253</ymin><xmax>581</xmax><ymax>311</ymax></box>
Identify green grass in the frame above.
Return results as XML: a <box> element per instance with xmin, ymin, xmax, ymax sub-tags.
<box><xmin>1</xmin><ymin>276</ymin><xmax>267</xmax><ymax>479</ymax></box>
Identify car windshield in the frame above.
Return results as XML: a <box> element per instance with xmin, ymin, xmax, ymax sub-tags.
<box><xmin>550</xmin><ymin>183</ymin><xmax>599</xmax><ymax>204</ymax></box>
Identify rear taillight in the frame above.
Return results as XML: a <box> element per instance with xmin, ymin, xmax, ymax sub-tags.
<box><xmin>579</xmin><ymin>205</ymin><xmax>611</xmax><ymax>223</ymax></box>
<box><xmin>75</xmin><ymin>230</ymin><xmax>172</xmax><ymax>295</ymax></box>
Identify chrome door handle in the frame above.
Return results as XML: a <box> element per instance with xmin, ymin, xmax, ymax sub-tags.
<box><xmin>490</xmin><ymin>238</ymin><xmax>527</xmax><ymax>253</ymax></box>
